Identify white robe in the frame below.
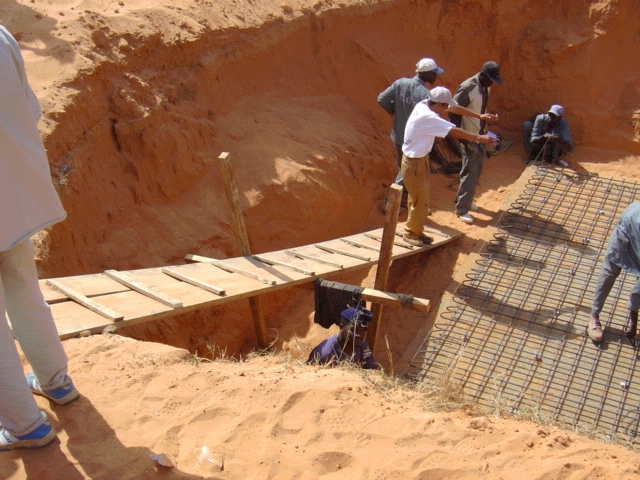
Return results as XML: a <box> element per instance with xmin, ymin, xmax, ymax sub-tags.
<box><xmin>0</xmin><ymin>25</ymin><xmax>66</xmax><ymax>251</ymax></box>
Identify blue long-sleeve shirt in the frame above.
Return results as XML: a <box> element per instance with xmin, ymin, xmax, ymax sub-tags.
<box><xmin>530</xmin><ymin>113</ymin><xmax>573</xmax><ymax>149</ymax></box>
<box><xmin>605</xmin><ymin>202</ymin><xmax>640</xmax><ymax>277</ymax></box>
<box><xmin>307</xmin><ymin>334</ymin><xmax>378</xmax><ymax>369</ymax></box>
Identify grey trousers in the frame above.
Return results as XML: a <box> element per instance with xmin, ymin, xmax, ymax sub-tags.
<box><xmin>0</xmin><ymin>239</ymin><xmax>69</xmax><ymax>436</ymax></box>
<box><xmin>455</xmin><ymin>142</ymin><xmax>485</xmax><ymax>215</ymax></box>
<box><xmin>591</xmin><ymin>255</ymin><xmax>640</xmax><ymax>318</ymax></box>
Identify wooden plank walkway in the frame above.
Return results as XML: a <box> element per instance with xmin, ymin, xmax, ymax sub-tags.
<box><xmin>40</xmin><ymin>222</ymin><xmax>461</xmax><ymax>339</ymax></box>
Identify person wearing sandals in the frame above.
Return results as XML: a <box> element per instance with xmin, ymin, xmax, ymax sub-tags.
<box><xmin>588</xmin><ymin>203</ymin><xmax>640</xmax><ymax>343</ymax></box>
<box><xmin>400</xmin><ymin>87</ymin><xmax>497</xmax><ymax>247</ymax></box>
<box><xmin>0</xmin><ymin>25</ymin><xmax>79</xmax><ymax>451</ymax></box>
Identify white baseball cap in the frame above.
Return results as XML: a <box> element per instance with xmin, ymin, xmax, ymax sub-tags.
<box><xmin>549</xmin><ymin>104</ymin><xmax>564</xmax><ymax>116</ymax></box>
<box><xmin>416</xmin><ymin>58</ymin><xmax>444</xmax><ymax>74</ymax></box>
<box><xmin>429</xmin><ymin>86</ymin><xmax>458</xmax><ymax>107</ymax></box>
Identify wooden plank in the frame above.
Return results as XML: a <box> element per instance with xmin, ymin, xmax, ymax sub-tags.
<box><xmin>161</xmin><ymin>267</ymin><xmax>226</xmax><ymax>296</ymax></box>
<box><xmin>252</xmin><ymin>254</ymin><xmax>315</xmax><ymax>276</ymax></box>
<box><xmin>223</xmin><ymin>256</ymin><xmax>306</xmax><ymax>283</ymax></box>
<box><xmin>44</xmin><ymin>221</ymin><xmax>462</xmax><ymax>339</ymax></box>
<box><xmin>314</xmin><ymin>244</ymin><xmax>371</xmax><ymax>261</ymax></box>
<box><xmin>340</xmin><ymin>238</ymin><xmax>380</xmax><ymax>252</ymax></box>
<box><xmin>50</xmin><ymin>301</ymin><xmax>116</xmax><ymax>338</ymax></box>
<box><xmin>364</xmin><ymin>232</ymin><xmax>414</xmax><ymax>250</ymax></box>
<box><xmin>136</xmin><ymin>264</ymin><xmax>269</xmax><ymax>300</ymax></box>
<box><xmin>394</xmin><ymin>229</ymin><xmax>450</xmax><ymax>240</ymax></box>
<box><xmin>186</xmin><ymin>254</ymin><xmax>277</xmax><ymax>286</ymax></box>
<box><xmin>360</xmin><ymin>288</ymin><xmax>430</xmax><ymax>314</ymax></box>
<box><xmin>284</xmin><ymin>249</ymin><xmax>343</xmax><ymax>269</ymax></box>
<box><xmin>42</xmin><ymin>274</ymin><xmax>129</xmax><ymax>304</ymax></box>
<box><xmin>46</xmin><ymin>279</ymin><xmax>124</xmax><ymax>322</ymax></box>
<box><xmin>104</xmin><ymin>270</ymin><xmax>183</xmax><ymax>309</ymax></box>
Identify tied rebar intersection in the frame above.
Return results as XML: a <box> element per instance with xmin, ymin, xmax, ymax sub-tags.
<box><xmin>407</xmin><ymin>167</ymin><xmax>640</xmax><ymax>442</ymax></box>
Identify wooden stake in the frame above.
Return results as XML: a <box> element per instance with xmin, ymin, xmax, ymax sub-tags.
<box><xmin>367</xmin><ymin>184</ymin><xmax>402</xmax><ymax>353</ymax></box>
<box><xmin>218</xmin><ymin>152</ymin><xmax>268</xmax><ymax>348</ymax></box>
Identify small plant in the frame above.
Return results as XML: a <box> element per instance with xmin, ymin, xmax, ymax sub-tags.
<box><xmin>191</xmin><ymin>350</ymin><xmax>212</xmax><ymax>367</ymax></box>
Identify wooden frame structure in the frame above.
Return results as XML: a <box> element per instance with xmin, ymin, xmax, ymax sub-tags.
<box><xmin>39</xmin><ymin>153</ymin><xmax>462</xmax><ymax>344</ymax></box>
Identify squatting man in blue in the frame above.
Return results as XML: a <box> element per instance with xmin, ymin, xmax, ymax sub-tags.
<box><xmin>307</xmin><ymin>306</ymin><xmax>380</xmax><ymax>369</ymax></box>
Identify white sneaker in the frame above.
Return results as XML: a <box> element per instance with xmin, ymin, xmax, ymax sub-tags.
<box><xmin>557</xmin><ymin>159</ymin><xmax>569</xmax><ymax>168</ymax></box>
<box><xmin>458</xmin><ymin>213</ymin><xmax>474</xmax><ymax>224</ymax></box>
<box><xmin>470</xmin><ymin>203</ymin><xmax>478</xmax><ymax>212</ymax></box>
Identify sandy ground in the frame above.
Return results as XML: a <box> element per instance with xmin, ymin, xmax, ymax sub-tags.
<box><xmin>4</xmin><ymin>333</ymin><xmax>640</xmax><ymax>480</ymax></box>
<box><xmin>5</xmin><ymin>150</ymin><xmax>640</xmax><ymax>480</ymax></box>
<box><xmin>2</xmin><ymin>0</ymin><xmax>640</xmax><ymax>478</ymax></box>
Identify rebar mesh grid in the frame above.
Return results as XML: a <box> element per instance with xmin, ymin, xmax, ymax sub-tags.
<box><xmin>407</xmin><ymin>167</ymin><xmax>640</xmax><ymax>441</ymax></box>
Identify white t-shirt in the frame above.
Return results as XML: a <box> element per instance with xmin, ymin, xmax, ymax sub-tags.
<box><xmin>402</xmin><ymin>101</ymin><xmax>454</xmax><ymax>158</ymax></box>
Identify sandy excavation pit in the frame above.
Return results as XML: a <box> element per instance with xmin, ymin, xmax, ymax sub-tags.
<box><xmin>5</xmin><ymin>1</ymin><xmax>640</xmax><ymax>478</ymax></box>
<box><xmin>5</xmin><ymin>0</ymin><xmax>639</xmax><ymax>363</ymax></box>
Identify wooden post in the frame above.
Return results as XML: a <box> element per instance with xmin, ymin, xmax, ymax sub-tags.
<box><xmin>367</xmin><ymin>184</ymin><xmax>402</xmax><ymax>353</ymax></box>
<box><xmin>218</xmin><ymin>152</ymin><xmax>268</xmax><ymax>348</ymax></box>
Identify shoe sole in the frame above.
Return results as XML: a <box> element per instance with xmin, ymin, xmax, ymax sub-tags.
<box><xmin>0</xmin><ymin>429</ymin><xmax>57</xmax><ymax>451</ymax></box>
<box><xmin>402</xmin><ymin>237</ymin><xmax>423</xmax><ymax>247</ymax></box>
<box><xmin>27</xmin><ymin>374</ymin><xmax>80</xmax><ymax>406</ymax></box>
<box><xmin>32</xmin><ymin>388</ymin><xmax>80</xmax><ymax>406</ymax></box>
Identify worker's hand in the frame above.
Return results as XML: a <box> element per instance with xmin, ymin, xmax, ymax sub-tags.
<box><xmin>543</xmin><ymin>133</ymin><xmax>559</xmax><ymax>140</ymax></box>
<box><xmin>480</xmin><ymin>113</ymin><xmax>499</xmax><ymax>123</ymax></box>
<box><xmin>477</xmin><ymin>135</ymin><xmax>498</xmax><ymax>149</ymax></box>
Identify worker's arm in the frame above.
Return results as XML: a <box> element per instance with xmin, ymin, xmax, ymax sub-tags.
<box><xmin>377</xmin><ymin>83</ymin><xmax>396</xmax><ymax>115</ymax></box>
<box><xmin>529</xmin><ymin>114</ymin><xmax>547</xmax><ymax>145</ymax></box>
<box><xmin>448</xmin><ymin>104</ymin><xmax>498</xmax><ymax>123</ymax></box>
<box><xmin>449</xmin><ymin>83</ymin><xmax>473</xmax><ymax>128</ymax></box>
<box><xmin>448</xmin><ymin>127</ymin><xmax>498</xmax><ymax>148</ymax></box>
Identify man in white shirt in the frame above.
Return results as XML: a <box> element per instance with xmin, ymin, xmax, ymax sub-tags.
<box><xmin>401</xmin><ymin>87</ymin><xmax>497</xmax><ymax>246</ymax></box>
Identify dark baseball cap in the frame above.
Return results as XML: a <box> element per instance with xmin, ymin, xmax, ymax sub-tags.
<box><xmin>482</xmin><ymin>61</ymin><xmax>503</xmax><ymax>84</ymax></box>
<box><xmin>340</xmin><ymin>306</ymin><xmax>373</xmax><ymax>327</ymax></box>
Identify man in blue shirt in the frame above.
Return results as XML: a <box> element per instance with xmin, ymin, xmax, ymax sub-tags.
<box><xmin>589</xmin><ymin>203</ymin><xmax>640</xmax><ymax>342</ymax></box>
<box><xmin>307</xmin><ymin>306</ymin><xmax>379</xmax><ymax>369</ymax></box>
<box><xmin>378</xmin><ymin>58</ymin><xmax>443</xmax><ymax>201</ymax></box>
